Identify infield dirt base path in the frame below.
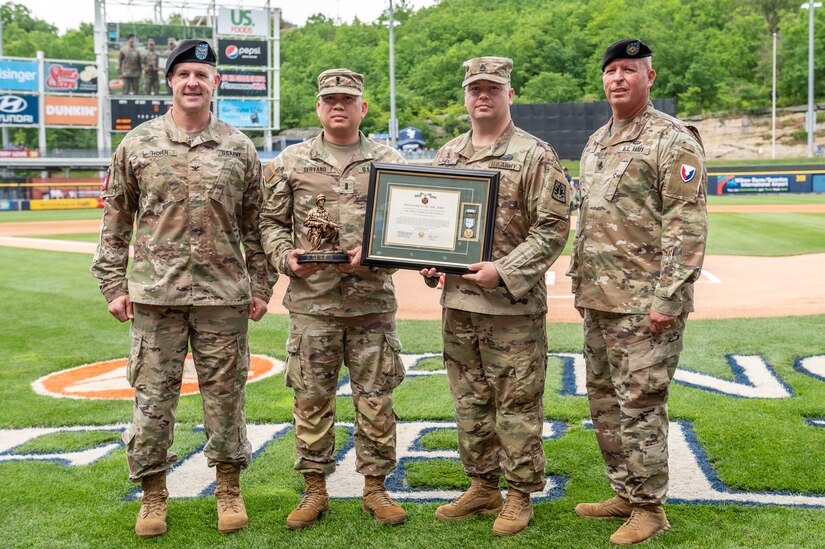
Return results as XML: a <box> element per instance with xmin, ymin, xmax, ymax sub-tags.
<box><xmin>2</xmin><ymin>216</ymin><xmax>824</xmax><ymax>321</ymax></box>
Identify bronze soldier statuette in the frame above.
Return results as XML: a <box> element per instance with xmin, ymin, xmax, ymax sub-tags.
<box><xmin>298</xmin><ymin>194</ymin><xmax>349</xmax><ymax>263</ymax></box>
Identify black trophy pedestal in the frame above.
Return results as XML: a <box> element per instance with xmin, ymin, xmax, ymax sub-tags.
<box><xmin>297</xmin><ymin>251</ymin><xmax>350</xmax><ymax>264</ymax></box>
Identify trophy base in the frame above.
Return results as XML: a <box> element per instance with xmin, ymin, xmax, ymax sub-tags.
<box><xmin>297</xmin><ymin>251</ymin><xmax>350</xmax><ymax>264</ymax></box>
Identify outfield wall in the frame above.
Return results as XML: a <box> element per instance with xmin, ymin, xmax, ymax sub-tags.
<box><xmin>708</xmin><ymin>168</ymin><xmax>825</xmax><ymax>195</ymax></box>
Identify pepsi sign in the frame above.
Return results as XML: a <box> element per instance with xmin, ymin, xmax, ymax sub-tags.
<box><xmin>0</xmin><ymin>94</ymin><xmax>39</xmax><ymax>125</ymax></box>
<box><xmin>218</xmin><ymin>39</ymin><xmax>268</xmax><ymax>66</ymax></box>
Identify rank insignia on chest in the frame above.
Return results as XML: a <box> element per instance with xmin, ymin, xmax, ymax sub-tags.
<box><xmin>552</xmin><ymin>180</ymin><xmax>567</xmax><ymax>203</ymax></box>
<box><xmin>359</xmin><ymin>165</ymin><xmax>371</xmax><ymax>174</ymax></box>
<box><xmin>680</xmin><ymin>164</ymin><xmax>696</xmax><ymax>182</ymax></box>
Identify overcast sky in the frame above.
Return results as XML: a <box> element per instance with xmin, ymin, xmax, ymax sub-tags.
<box><xmin>19</xmin><ymin>0</ymin><xmax>435</xmax><ymax>34</ymax></box>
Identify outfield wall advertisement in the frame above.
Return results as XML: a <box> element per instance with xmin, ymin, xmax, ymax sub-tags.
<box><xmin>0</xmin><ymin>60</ymin><xmax>38</xmax><ymax>92</ymax></box>
<box><xmin>45</xmin><ymin>63</ymin><xmax>98</xmax><ymax>93</ymax></box>
<box><xmin>218</xmin><ymin>99</ymin><xmax>269</xmax><ymax>128</ymax></box>
<box><xmin>218</xmin><ymin>39</ymin><xmax>268</xmax><ymax>66</ymax></box>
<box><xmin>710</xmin><ymin>172</ymin><xmax>815</xmax><ymax>194</ymax></box>
<box><xmin>219</xmin><ymin>71</ymin><xmax>268</xmax><ymax>97</ymax></box>
<box><xmin>217</xmin><ymin>7</ymin><xmax>269</xmax><ymax>37</ymax></box>
<box><xmin>0</xmin><ymin>94</ymin><xmax>39</xmax><ymax>125</ymax></box>
<box><xmin>44</xmin><ymin>96</ymin><xmax>98</xmax><ymax>126</ymax></box>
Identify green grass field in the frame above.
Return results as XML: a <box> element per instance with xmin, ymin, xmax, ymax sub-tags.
<box><xmin>1</xmin><ymin>194</ymin><xmax>825</xmax><ymax>547</ymax></box>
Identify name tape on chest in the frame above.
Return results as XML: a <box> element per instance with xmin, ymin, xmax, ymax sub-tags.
<box><xmin>618</xmin><ymin>145</ymin><xmax>650</xmax><ymax>155</ymax></box>
<box><xmin>489</xmin><ymin>160</ymin><xmax>522</xmax><ymax>172</ymax></box>
<box><xmin>437</xmin><ymin>157</ymin><xmax>458</xmax><ymax>166</ymax></box>
<box><xmin>303</xmin><ymin>166</ymin><xmax>328</xmax><ymax>173</ymax></box>
<box><xmin>142</xmin><ymin>150</ymin><xmax>177</xmax><ymax>158</ymax></box>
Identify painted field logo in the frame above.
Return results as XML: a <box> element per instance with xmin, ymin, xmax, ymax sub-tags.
<box><xmin>32</xmin><ymin>354</ymin><xmax>283</xmax><ymax>400</ymax></box>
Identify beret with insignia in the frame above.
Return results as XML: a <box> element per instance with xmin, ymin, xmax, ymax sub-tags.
<box><xmin>601</xmin><ymin>39</ymin><xmax>652</xmax><ymax>71</ymax></box>
<box><xmin>165</xmin><ymin>39</ymin><xmax>217</xmax><ymax>76</ymax></box>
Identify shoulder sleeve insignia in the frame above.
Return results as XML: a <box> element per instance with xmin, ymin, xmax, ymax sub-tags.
<box><xmin>552</xmin><ymin>180</ymin><xmax>567</xmax><ymax>203</ymax></box>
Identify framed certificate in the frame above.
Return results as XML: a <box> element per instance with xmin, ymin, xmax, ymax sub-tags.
<box><xmin>361</xmin><ymin>162</ymin><xmax>499</xmax><ymax>274</ymax></box>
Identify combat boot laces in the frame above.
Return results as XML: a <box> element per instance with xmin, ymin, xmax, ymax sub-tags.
<box><xmin>140</xmin><ymin>491</ymin><xmax>166</xmax><ymax>519</ymax></box>
<box><xmin>498</xmin><ymin>494</ymin><xmax>526</xmax><ymax>520</ymax></box>
<box><xmin>298</xmin><ymin>475</ymin><xmax>328</xmax><ymax>509</ymax></box>
<box><xmin>218</xmin><ymin>486</ymin><xmax>243</xmax><ymax>513</ymax></box>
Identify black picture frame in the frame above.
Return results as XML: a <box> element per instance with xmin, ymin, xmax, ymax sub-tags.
<box><xmin>361</xmin><ymin>162</ymin><xmax>499</xmax><ymax>274</ymax></box>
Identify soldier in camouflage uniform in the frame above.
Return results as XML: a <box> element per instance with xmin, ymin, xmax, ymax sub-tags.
<box><xmin>119</xmin><ymin>34</ymin><xmax>142</xmax><ymax>95</ymax></box>
<box><xmin>91</xmin><ymin>40</ymin><xmax>275</xmax><ymax>538</ymax></box>
<box><xmin>259</xmin><ymin>68</ymin><xmax>408</xmax><ymax>529</ymax></box>
<box><xmin>142</xmin><ymin>39</ymin><xmax>160</xmax><ymax>95</ymax></box>
<box><xmin>567</xmin><ymin>39</ymin><xmax>707</xmax><ymax>545</ymax></box>
<box><xmin>420</xmin><ymin>57</ymin><xmax>570</xmax><ymax>537</ymax></box>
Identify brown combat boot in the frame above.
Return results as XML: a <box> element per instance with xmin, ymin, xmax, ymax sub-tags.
<box><xmin>215</xmin><ymin>463</ymin><xmax>248</xmax><ymax>533</ymax></box>
<box><xmin>135</xmin><ymin>472</ymin><xmax>168</xmax><ymax>538</ymax></box>
<box><xmin>286</xmin><ymin>473</ymin><xmax>330</xmax><ymax>529</ymax></box>
<box><xmin>575</xmin><ymin>495</ymin><xmax>634</xmax><ymax>519</ymax></box>
<box><xmin>609</xmin><ymin>506</ymin><xmax>670</xmax><ymax>545</ymax></box>
<box><xmin>492</xmin><ymin>489</ymin><xmax>533</xmax><ymax>536</ymax></box>
<box><xmin>435</xmin><ymin>477</ymin><xmax>502</xmax><ymax>520</ymax></box>
<box><xmin>362</xmin><ymin>476</ymin><xmax>406</xmax><ymax>525</ymax></box>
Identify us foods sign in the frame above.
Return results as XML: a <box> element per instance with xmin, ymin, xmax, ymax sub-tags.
<box><xmin>217</xmin><ymin>7</ymin><xmax>269</xmax><ymax>37</ymax></box>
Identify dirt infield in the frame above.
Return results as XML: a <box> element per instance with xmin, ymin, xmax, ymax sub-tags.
<box><xmin>3</xmin><ymin>216</ymin><xmax>824</xmax><ymax>322</ymax></box>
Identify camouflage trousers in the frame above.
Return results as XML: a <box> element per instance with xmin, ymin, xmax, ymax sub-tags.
<box><xmin>583</xmin><ymin>309</ymin><xmax>687</xmax><ymax>506</ymax></box>
<box><xmin>442</xmin><ymin>308</ymin><xmax>548</xmax><ymax>494</ymax></box>
<box><xmin>285</xmin><ymin>312</ymin><xmax>405</xmax><ymax>477</ymax></box>
<box><xmin>122</xmin><ymin>303</ymin><xmax>252</xmax><ymax>482</ymax></box>
<box><xmin>122</xmin><ymin>76</ymin><xmax>140</xmax><ymax>94</ymax></box>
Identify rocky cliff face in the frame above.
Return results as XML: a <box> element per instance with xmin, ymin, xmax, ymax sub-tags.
<box><xmin>690</xmin><ymin>106</ymin><xmax>825</xmax><ymax>160</ymax></box>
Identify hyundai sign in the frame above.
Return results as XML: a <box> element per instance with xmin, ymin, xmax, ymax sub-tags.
<box><xmin>0</xmin><ymin>94</ymin><xmax>39</xmax><ymax>125</ymax></box>
<box><xmin>218</xmin><ymin>39</ymin><xmax>268</xmax><ymax>66</ymax></box>
<box><xmin>0</xmin><ymin>60</ymin><xmax>39</xmax><ymax>92</ymax></box>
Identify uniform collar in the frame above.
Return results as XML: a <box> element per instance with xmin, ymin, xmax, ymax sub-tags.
<box><xmin>595</xmin><ymin>101</ymin><xmax>654</xmax><ymax>148</ymax></box>
<box><xmin>309</xmin><ymin>130</ymin><xmax>375</xmax><ymax>171</ymax></box>
<box><xmin>163</xmin><ymin>109</ymin><xmax>222</xmax><ymax>146</ymax></box>
<box><xmin>457</xmin><ymin>121</ymin><xmax>515</xmax><ymax>161</ymax></box>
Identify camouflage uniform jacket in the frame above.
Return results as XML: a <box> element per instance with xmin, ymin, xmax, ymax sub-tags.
<box><xmin>260</xmin><ymin>132</ymin><xmax>405</xmax><ymax>317</ymax></box>
<box><xmin>567</xmin><ymin>102</ymin><xmax>708</xmax><ymax>316</ymax></box>
<box><xmin>434</xmin><ymin>122</ymin><xmax>570</xmax><ymax>315</ymax></box>
<box><xmin>119</xmin><ymin>45</ymin><xmax>142</xmax><ymax>78</ymax></box>
<box><xmin>142</xmin><ymin>50</ymin><xmax>159</xmax><ymax>73</ymax></box>
<box><xmin>91</xmin><ymin>110</ymin><xmax>275</xmax><ymax>306</ymax></box>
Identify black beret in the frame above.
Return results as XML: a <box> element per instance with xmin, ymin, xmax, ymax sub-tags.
<box><xmin>165</xmin><ymin>39</ymin><xmax>216</xmax><ymax>76</ymax></box>
<box><xmin>601</xmin><ymin>39</ymin><xmax>652</xmax><ymax>71</ymax></box>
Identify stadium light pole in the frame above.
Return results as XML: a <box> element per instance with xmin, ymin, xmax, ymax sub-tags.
<box><xmin>388</xmin><ymin>0</ymin><xmax>398</xmax><ymax>148</ymax></box>
<box><xmin>802</xmin><ymin>1</ymin><xmax>821</xmax><ymax>157</ymax></box>
<box><xmin>772</xmin><ymin>31</ymin><xmax>777</xmax><ymax>159</ymax></box>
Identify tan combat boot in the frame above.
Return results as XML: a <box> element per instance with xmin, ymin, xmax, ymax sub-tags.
<box><xmin>135</xmin><ymin>471</ymin><xmax>168</xmax><ymax>538</ymax></box>
<box><xmin>362</xmin><ymin>475</ymin><xmax>406</xmax><ymax>525</ymax></box>
<box><xmin>492</xmin><ymin>489</ymin><xmax>533</xmax><ymax>536</ymax></box>
<box><xmin>435</xmin><ymin>477</ymin><xmax>502</xmax><ymax>520</ymax></box>
<box><xmin>215</xmin><ymin>463</ymin><xmax>248</xmax><ymax>533</ymax></box>
<box><xmin>575</xmin><ymin>495</ymin><xmax>633</xmax><ymax>519</ymax></box>
<box><xmin>286</xmin><ymin>473</ymin><xmax>330</xmax><ymax>529</ymax></box>
<box><xmin>609</xmin><ymin>506</ymin><xmax>670</xmax><ymax>545</ymax></box>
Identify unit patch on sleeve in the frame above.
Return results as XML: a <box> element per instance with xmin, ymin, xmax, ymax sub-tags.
<box><xmin>552</xmin><ymin>180</ymin><xmax>567</xmax><ymax>203</ymax></box>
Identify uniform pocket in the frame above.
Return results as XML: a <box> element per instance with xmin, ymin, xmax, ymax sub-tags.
<box><xmin>126</xmin><ymin>329</ymin><xmax>144</xmax><ymax>388</ymax></box>
<box><xmin>604</xmin><ymin>157</ymin><xmax>632</xmax><ymax>201</ymax></box>
<box><xmin>380</xmin><ymin>331</ymin><xmax>405</xmax><ymax>391</ymax></box>
<box><xmin>284</xmin><ymin>331</ymin><xmax>306</xmax><ymax>392</ymax></box>
<box><xmin>627</xmin><ymin>335</ymin><xmax>683</xmax><ymax>407</ymax></box>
